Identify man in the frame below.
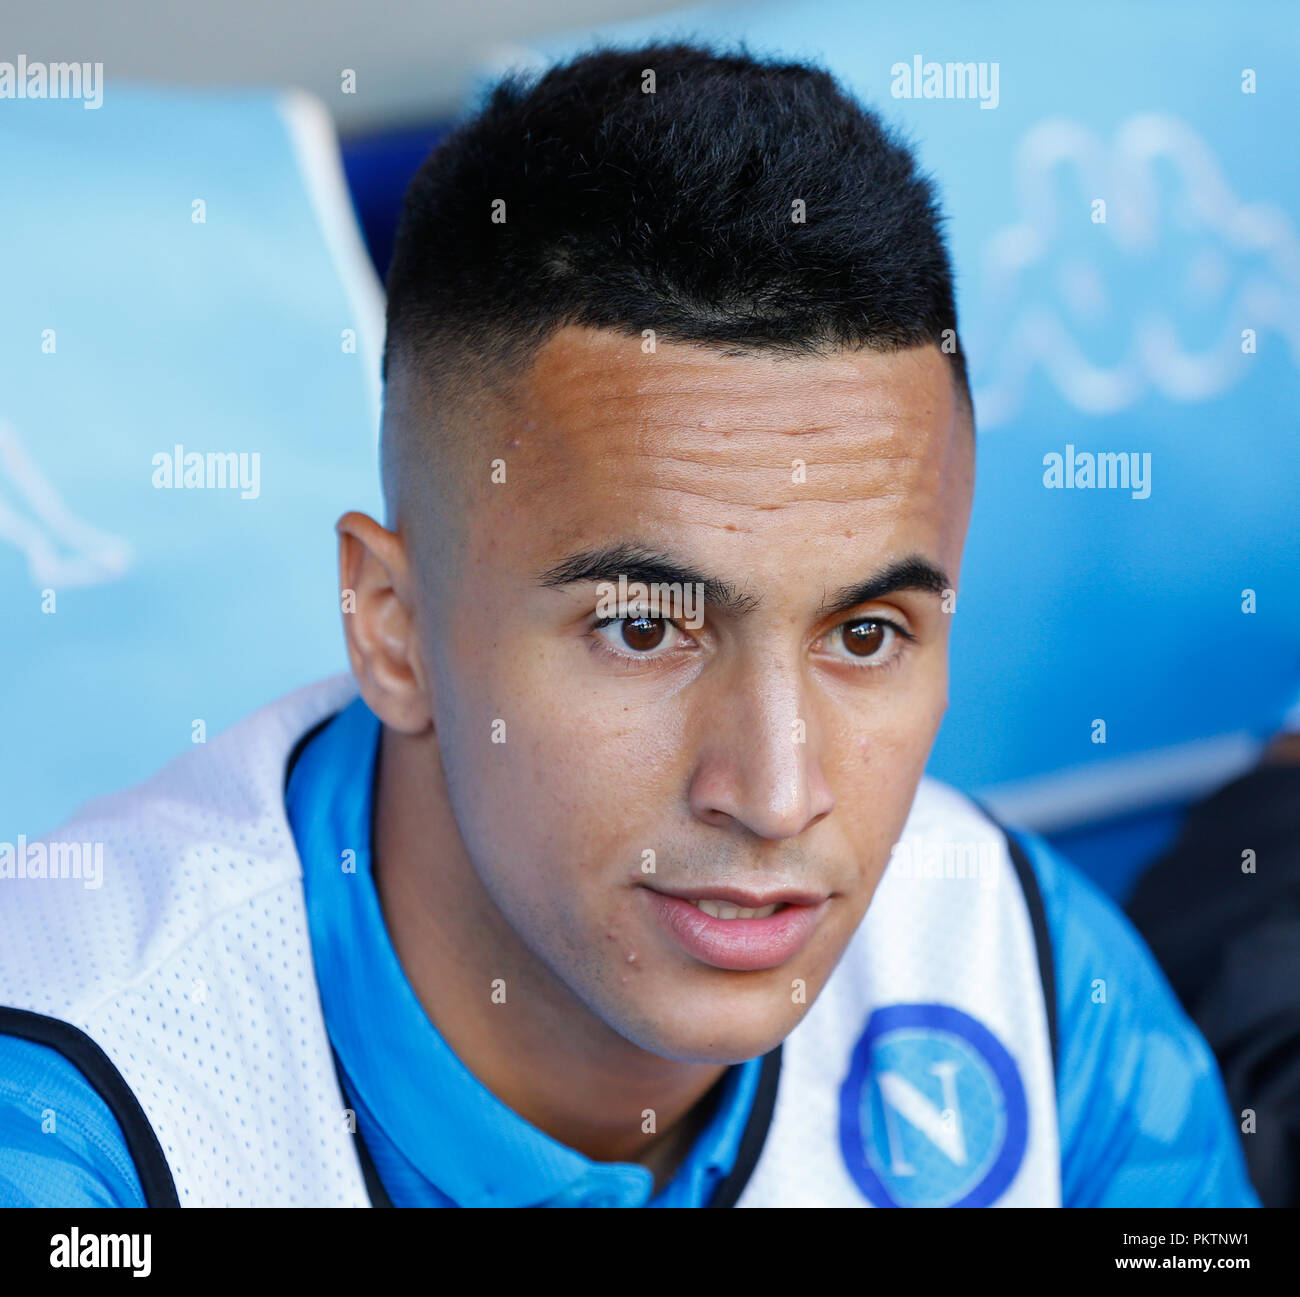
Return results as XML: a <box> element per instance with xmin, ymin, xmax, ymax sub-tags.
<box><xmin>0</xmin><ymin>41</ymin><xmax>1260</xmax><ymax>1207</ymax></box>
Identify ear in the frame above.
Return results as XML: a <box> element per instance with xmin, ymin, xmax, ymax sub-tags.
<box><xmin>335</xmin><ymin>511</ymin><xmax>432</xmax><ymax>735</ymax></box>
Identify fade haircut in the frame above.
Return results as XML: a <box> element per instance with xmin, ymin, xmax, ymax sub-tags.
<box><xmin>382</xmin><ymin>39</ymin><xmax>972</xmax><ymax>504</ymax></box>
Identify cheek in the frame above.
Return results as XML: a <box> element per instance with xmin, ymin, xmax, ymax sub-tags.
<box><xmin>432</xmin><ymin>650</ymin><xmax>656</xmax><ymax>905</ymax></box>
<box><xmin>831</xmin><ymin>675</ymin><xmax>948</xmax><ymax>877</ymax></box>
<box><xmin>841</xmin><ymin>651</ymin><xmax>947</xmax><ymax>765</ymax></box>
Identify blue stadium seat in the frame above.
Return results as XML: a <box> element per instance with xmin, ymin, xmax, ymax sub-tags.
<box><xmin>2</xmin><ymin>87</ymin><xmax>384</xmax><ymax>837</ymax></box>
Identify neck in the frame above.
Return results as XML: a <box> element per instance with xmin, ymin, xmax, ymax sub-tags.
<box><xmin>370</xmin><ymin>722</ymin><xmax>728</xmax><ymax>1182</ymax></box>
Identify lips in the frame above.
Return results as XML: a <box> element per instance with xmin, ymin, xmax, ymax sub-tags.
<box><xmin>641</xmin><ymin>885</ymin><xmax>830</xmax><ymax>971</ymax></box>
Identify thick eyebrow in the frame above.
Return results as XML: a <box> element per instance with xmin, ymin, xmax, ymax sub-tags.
<box><xmin>536</xmin><ymin>544</ymin><xmax>760</xmax><ymax>617</ymax></box>
<box><xmin>537</xmin><ymin>544</ymin><xmax>949</xmax><ymax>621</ymax></box>
<box><xmin>817</xmin><ymin>556</ymin><xmax>951</xmax><ymax>620</ymax></box>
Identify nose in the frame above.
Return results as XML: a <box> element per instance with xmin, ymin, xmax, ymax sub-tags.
<box><xmin>687</xmin><ymin>653</ymin><xmax>835</xmax><ymax>839</ymax></box>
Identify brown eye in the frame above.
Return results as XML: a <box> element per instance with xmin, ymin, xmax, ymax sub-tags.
<box><xmin>842</xmin><ymin>619</ymin><xmax>887</xmax><ymax>657</ymax></box>
<box><xmin>593</xmin><ymin>610</ymin><xmax>689</xmax><ymax>660</ymax></box>
<box><xmin>620</xmin><ymin>616</ymin><xmax>667</xmax><ymax>652</ymax></box>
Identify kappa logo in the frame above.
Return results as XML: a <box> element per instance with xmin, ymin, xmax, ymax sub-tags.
<box><xmin>0</xmin><ymin>421</ymin><xmax>132</xmax><ymax>588</ymax></box>
<box><xmin>839</xmin><ymin>1003</ymin><xmax>1028</xmax><ymax>1208</ymax></box>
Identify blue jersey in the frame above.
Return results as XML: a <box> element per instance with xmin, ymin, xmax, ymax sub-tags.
<box><xmin>0</xmin><ymin>699</ymin><xmax>1261</xmax><ymax>1207</ymax></box>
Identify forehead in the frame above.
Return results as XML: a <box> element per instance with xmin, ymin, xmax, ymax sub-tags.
<box><xmin>477</xmin><ymin>324</ymin><xmax>971</xmax><ymax>577</ymax></box>
<box><xmin>514</xmin><ymin>324</ymin><xmax>959</xmax><ymax>467</ymax></box>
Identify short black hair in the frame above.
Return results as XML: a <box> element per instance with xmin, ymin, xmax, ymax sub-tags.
<box><xmin>383</xmin><ymin>38</ymin><xmax>971</xmax><ymax>428</ymax></box>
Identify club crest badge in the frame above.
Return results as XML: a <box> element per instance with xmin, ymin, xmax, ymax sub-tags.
<box><xmin>839</xmin><ymin>1003</ymin><xmax>1029</xmax><ymax>1207</ymax></box>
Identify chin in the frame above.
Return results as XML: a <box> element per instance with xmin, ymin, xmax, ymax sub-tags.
<box><xmin>610</xmin><ymin>994</ymin><xmax>797</xmax><ymax>1065</ymax></box>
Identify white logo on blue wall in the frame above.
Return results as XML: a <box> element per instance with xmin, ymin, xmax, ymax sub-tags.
<box><xmin>839</xmin><ymin>1004</ymin><xmax>1028</xmax><ymax>1207</ymax></box>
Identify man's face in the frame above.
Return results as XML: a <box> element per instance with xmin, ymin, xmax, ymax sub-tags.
<box><xmin>410</xmin><ymin>325</ymin><xmax>973</xmax><ymax>1064</ymax></box>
